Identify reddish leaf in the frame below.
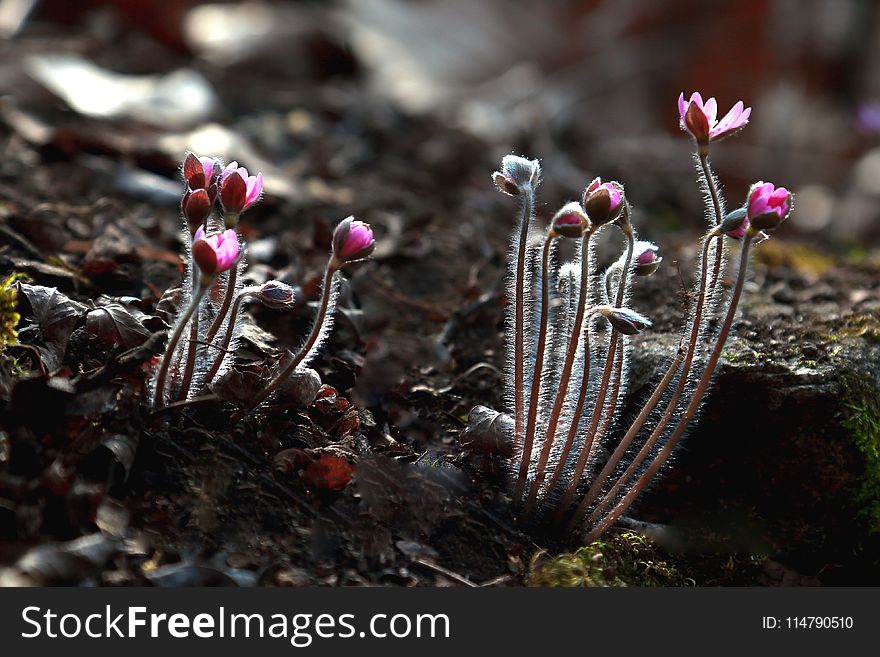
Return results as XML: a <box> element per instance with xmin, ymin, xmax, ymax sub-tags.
<box><xmin>302</xmin><ymin>454</ymin><xmax>354</xmax><ymax>491</ymax></box>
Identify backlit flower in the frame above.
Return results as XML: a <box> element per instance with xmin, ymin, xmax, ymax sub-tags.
<box><xmin>747</xmin><ymin>182</ymin><xmax>792</xmax><ymax>232</ymax></box>
<box><xmin>192</xmin><ymin>227</ymin><xmax>240</xmax><ymax>277</ymax></box>
<box><xmin>332</xmin><ymin>217</ymin><xmax>375</xmax><ymax>265</ymax></box>
<box><xmin>678</xmin><ymin>92</ymin><xmax>751</xmax><ymax>145</ymax></box>
<box><xmin>220</xmin><ymin>161</ymin><xmax>263</xmax><ymax>215</ymax></box>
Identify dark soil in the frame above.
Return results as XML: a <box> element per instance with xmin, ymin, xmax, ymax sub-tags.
<box><xmin>1</xmin><ymin>4</ymin><xmax>879</xmax><ymax>587</ymax></box>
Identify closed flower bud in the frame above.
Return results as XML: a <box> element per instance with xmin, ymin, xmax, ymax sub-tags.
<box><xmin>551</xmin><ymin>202</ymin><xmax>589</xmax><ymax>238</ymax></box>
<box><xmin>747</xmin><ymin>182</ymin><xmax>793</xmax><ymax>233</ymax></box>
<box><xmin>182</xmin><ymin>152</ymin><xmax>218</xmax><ymax>191</ymax></box>
<box><xmin>718</xmin><ymin>207</ymin><xmax>749</xmax><ymax>240</ymax></box>
<box><xmin>332</xmin><ymin>216</ymin><xmax>375</xmax><ymax>267</ymax></box>
<box><xmin>633</xmin><ymin>241</ymin><xmax>662</xmax><ymax>276</ymax></box>
<box><xmin>182</xmin><ymin>188</ymin><xmax>213</xmax><ymax>234</ymax></box>
<box><xmin>596</xmin><ymin>305</ymin><xmax>652</xmax><ymax>336</ymax></box>
<box><xmin>219</xmin><ymin>162</ymin><xmax>263</xmax><ymax>221</ymax></box>
<box><xmin>582</xmin><ymin>178</ymin><xmax>624</xmax><ymax>227</ymax></box>
<box><xmin>492</xmin><ymin>154</ymin><xmax>541</xmax><ymax>196</ymax></box>
<box><xmin>255</xmin><ymin>280</ymin><xmax>296</xmax><ymax>309</ymax></box>
<box><xmin>192</xmin><ymin>227</ymin><xmax>240</xmax><ymax>279</ymax></box>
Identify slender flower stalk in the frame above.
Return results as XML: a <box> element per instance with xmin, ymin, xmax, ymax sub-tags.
<box><xmin>553</xmin><ymin>230</ymin><xmax>634</xmax><ymax>517</ymax></box>
<box><xmin>518</xmin><ymin>232</ymin><xmax>557</xmax><ymax>501</ymax></box>
<box><xmin>522</xmin><ymin>228</ymin><xmax>593</xmax><ymax>512</ymax></box>
<box><xmin>573</xmin><ymin>233</ymin><xmax>719</xmax><ymax>529</ymax></box>
<box><xmin>230</xmin><ymin>265</ymin><xmax>337</xmax><ymax>423</ymax></box>
<box><xmin>230</xmin><ymin>218</ymin><xmax>374</xmax><ymax>422</ymax></box>
<box><xmin>492</xmin><ymin>156</ymin><xmax>541</xmax><ymax>500</ymax></box>
<box><xmin>153</xmin><ymin>282</ymin><xmax>209</xmax><ymax>409</ymax></box>
<box><xmin>203</xmin><ymin>281</ymin><xmax>296</xmax><ymax>386</ymax></box>
<box><xmin>582</xmin><ymin>234</ymin><xmax>756</xmax><ymax>542</ymax></box>
<box><xmin>176</xmin><ymin>265</ymin><xmax>202</xmax><ymax>401</ymax></box>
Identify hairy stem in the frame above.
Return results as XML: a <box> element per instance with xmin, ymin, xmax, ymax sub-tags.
<box><xmin>521</xmin><ymin>231</ymin><xmax>593</xmax><ymax>514</ymax></box>
<box><xmin>554</xmin><ymin>231</ymin><xmax>635</xmax><ymax>517</ymax></box>
<box><xmin>205</xmin><ymin>264</ymin><xmax>239</xmax><ymax>345</ymax></box>
<box><xmin>153</xmin><ymin>283</ymin><xmax>209</xmax><ymax>410</ymax></box>
<box><xmin>583</xmin><ymin>236</ymin><xmax>753</xmax><ymax>542</ymax></box>
<box><xmin>511</xmin><ymin>184</ymin><xmax>536</xmax><ymax>500</ymax></box>
<box><xmin>231</xmin><ymin>264</ymin><xmax>337</xmax><ymax>422</ymax></box>
<box><xmin>577</xmin><ymin>234</ymin><xmax>718</xmax><ymax>530</ymax></box>
<box><xmin>517</xmin><ymin>234</ymin><xmax>556</xmax><ymax>500</ymax></box>
<box><xmin>177</xmin><ymin>267</ymin><xmax>202</xmax><ymax>401</ymax></box>
<box><xmin>203</xmin><ymin>289</ymin><xmax>249</xmax><ymax>386</ymax></box>
<box><xmin>699</xmin><ymin>151</ymin><xmax>725</xmax><ymax>296</ymax></box>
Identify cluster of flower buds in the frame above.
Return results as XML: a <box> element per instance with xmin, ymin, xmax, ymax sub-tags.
<box><xmin>484</xmin><ymin>89</ymin><xmax>795</xmax><ymax>542</ymax></box>
<box><xmin>153</xmin><ymin>152</ymin><xmax>374</xmax><ymax>418</ymax></box>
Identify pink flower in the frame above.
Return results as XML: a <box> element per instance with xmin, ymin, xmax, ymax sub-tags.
<box><xmin>582</xmin><ymin>177</ymin><xmax>624</xmax><ymax>227</ymax></box>
<box><xmin>332</xmin><ymin>216</ymin><xmax>375</xmax><ymax>265</ymax></box>
<box><xmin>678</xmin><ymin>92</ymin><xmax>751</xmax><ymax>144</ymax></box>
<box><xmin>633</xmin><ymin>241</ymin><xmax>662</xmax><ymax>276</ymax></box>
<box><xmin>220</xmin><ymin>161</ymin><xmax>263</xmax><ymax>214</ymax></box>
<box><xmin>551</xmin><ymin>202</ymin><xmax>588</xmax><ymax>238</ymax></box>
<box><xmin>182</xmin><ymin>152</ymin><xmax>218</xmax><ymax>190</ymax></box>
<box><xmin>192</xmin><ymin>227</ymin><xmax>240</xmax><ymax>277</ymax></box>
<box><xmin>747</xmin><ymin>181</ymin><xmax>792</xmax><ymax>232</ymax></box>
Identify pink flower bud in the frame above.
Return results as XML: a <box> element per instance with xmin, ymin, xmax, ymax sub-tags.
<box><xmin>633</xmin><ymin>241</ymin><xmax>662</xmax><ymax>276</ymax></box>
<box><xmin>596</xmin><ymin>305</ymin><xmax>652</xmax><ymax>336</ymax></box>
<box><xmin>219</xmin><ymin>161</ymin><xmax>263</xmax><ymax>217</ymax></box>
<box><xmin>492</xmin><ymin>154</ymin><xmax>541</xmax><ymax>196</ymax></box>
<box><xmin>255</xmin><ymin>280</ymin><xmax>296</xmax><ymax>309</ymax></box>
<box><xmin>551</xmin><ymin>202</ymin><xmax>589</xmax><ymax>238</ymax></box>
<box><xmin>747</xmin><ymin>182</ymin><xmax>792</xmax><ymax>232</ymax></box>
<box><xmin>582</xmin><ymin>178</ymin><xmax>623</xmax><ymax>227</ymax></box>
<box><xmin>678</xmin><ymin>92</ymin><xmax>751</xmax><ymax>145</ymax></box>
<box><xmin>332</xmin><ymin>217</ymin><xmax>375</xmax><ymax>265</ymax></box>
<box><xmin>182</xmin><ymin>152</ymin><xmax>218</xmax><ymax>190</ymax></box>
<box><xmin>181</xmin><ymin>188</ymin><xmax>213</xmax><ymax>235</ymax></box>
<box><xmin>719</xmin><ymin>208</ymin><xmax>749</xmax><ymax>240</ymax></box>
<box><xmin>192</xmin><ymin>227</ymin><xmax>240</xmax><ymax>278</ymax></box>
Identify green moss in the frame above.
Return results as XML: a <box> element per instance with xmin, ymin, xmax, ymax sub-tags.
<box><xmin>839</xmin><ymin>373</ymin><xmax>880</xmax><ymax>533</ymax></box>
<box><xmin>0</xmin><ymin>273</ymin><xmax>25</xmax><ymax>351</ymax></box>
<box><xmin>527</xmin><ymin>531</ymin><xmax>689</xmax><ymax>587</ymax></box>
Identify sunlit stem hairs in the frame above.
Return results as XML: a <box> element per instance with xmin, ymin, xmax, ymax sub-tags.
<box><xmin>150</xmin><ymin>154</ymin><xmax>375</xmax><ymax>421</ymax></box>
<box><xmin>490</xmin><ymin>91</ymin><xmax>793</xmax><ymax>539</ymax></box>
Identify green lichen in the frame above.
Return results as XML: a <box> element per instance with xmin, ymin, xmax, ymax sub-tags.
<box><xmin>0</xmin><ymin>273</ymin><xmax>25</xmax><ymax>351</ymax></box>
<box><xmin>839</xmin><ymin>373</ymin><xmax>880</xmax><ymax>533</ymax></box>
<box><xmin>527</xmin><ymin>531</ymin><xmax>689</xmax><ymax>587</ymax></box>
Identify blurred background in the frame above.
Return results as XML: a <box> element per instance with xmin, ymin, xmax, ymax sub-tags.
<box><xmin>1</xmin><ymin>0</ymin><xmax>880</xmax><ymax>248</ymax></box>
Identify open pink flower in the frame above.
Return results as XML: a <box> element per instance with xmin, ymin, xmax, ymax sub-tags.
<box><xmin>332</xmin><ymin>216</ymin><xmax>375</xmax><ymax>265</ymax></box>
<box><xmin>747</xmin><ymin>181</ymin><xmax>792</xmax><ymax>232</ymax></box>
<box><xmin>220</xmin><ymin>161</ymin><xmax>263</xmax><ymax>214</ymax></box>
<box><xmin>192</xmin><ymin>227</ymin><xmax>240</xmax><ymax>277</ymax></box>
<box><xmin>678</xmin><ymin>92</ymin><xmax>751</xmax><ymax>144</ymax></box>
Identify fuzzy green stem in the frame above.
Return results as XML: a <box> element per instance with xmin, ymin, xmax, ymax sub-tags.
<box><xmin>177</xmin><ymin>266</ymin><xmax>202</xmax><ymax>401</ymax></box>
<box><xmin>699</xmin><ymin>152</ymin><xmax>725</xmax><ymax>296</ymax></box>
<box><xmin>583</xmin><ymin>235</ymin><xmax>754</xmax><ymax>542</ymax></box>
<box><xmin>231</xmin><ymin>264</ymin><xmax>337</xmax><ymax>423</ymax></box>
